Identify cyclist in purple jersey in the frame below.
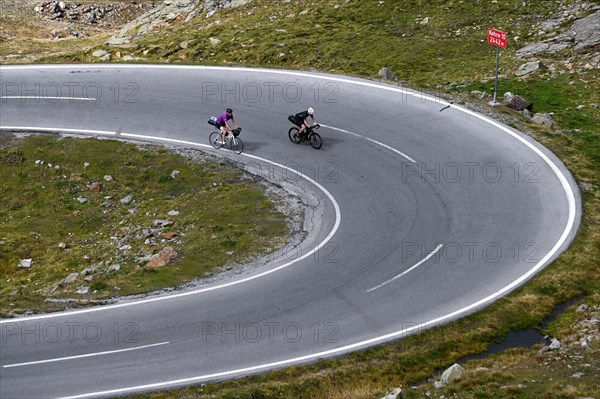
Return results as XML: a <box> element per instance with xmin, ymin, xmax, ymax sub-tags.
<box><xmin>216</xmin><ymin>108</ymin><xmax>240</xmax><ymax>144</ymax></box>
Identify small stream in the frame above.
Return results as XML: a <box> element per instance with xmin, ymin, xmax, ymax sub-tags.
<box><xmin>459</xmin><ymin>296</ymin><xmax>583</xmax><ymax>364</ymax></box>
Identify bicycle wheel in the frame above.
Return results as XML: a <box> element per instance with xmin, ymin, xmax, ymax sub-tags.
<box><xmin>209</xmin><ymin>132</ymin><xmax>223</xmax><ymax>149</ymax></box>
<box><xmin>288</xmin><ymin>127</ymin><xmax>300</xmax><ymax>144</ymax></box>
<box><xmin>309</xmin><ymin>132</ymin><xmax>323</xmax><ymax>149</ymax></box>
<box><xmin>230</xmin><ymin>137</ymin><xmax>244</xmax><ymax>154</ymax></box>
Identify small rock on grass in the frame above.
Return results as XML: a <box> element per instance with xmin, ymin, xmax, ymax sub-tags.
<box><xmin>19</xmin><ymin>259</ymin><xmax>34</xmax><ymax>268</ymax></box>
<box><xmin>146</xmin><ymin>247</ymin><xmax>178</xmax><ymax>268</ymax></box>
<box><xmin>380</xmin><ymin>388</ymin><xmax>403</xmax><ymax>399</ymax></box>
<box><xmin>120</xmin><ymin>195</ymin><xmax>133</xmax><ymax>204</ymax></box>
<box><xmin>59</xmin><ymin>273</ymin><xmax>79</xmax><ymax>286</ymax></box>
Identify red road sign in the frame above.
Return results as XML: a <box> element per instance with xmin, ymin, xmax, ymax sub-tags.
<box><xmin>487</xmin><ymin>28</ymin><xmax>507</xmax><ymax>48</ymax></box>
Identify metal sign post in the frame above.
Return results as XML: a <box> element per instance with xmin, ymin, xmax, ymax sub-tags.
<box><xmin>487</xmin><ymin>28</ymin><xmax>507</xmax><ymax>106</ymax></box>
<box><xmin>493</xmin><ymin>46</ymin><xmax>500</xmax><ymax>104</ymax></box>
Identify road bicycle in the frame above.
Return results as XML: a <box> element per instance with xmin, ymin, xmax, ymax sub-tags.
<box><xmin>208</xmin><ymin>120</ymin><xmax>244</xmax><ymax>154</ymax></box>
<box><xmin>287</xmin><ymin>118</ymin><xmax>323</xmax><ymax>149</ymax></box>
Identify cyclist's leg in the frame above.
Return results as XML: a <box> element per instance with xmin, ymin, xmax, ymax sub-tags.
<box><xmin>220</xmin><ymin>125</ymin><xmax>227</xmax><ymax>143</ymax></box>
<box><xmin>299</xmin><ymin>121</ymin><xmax>308</xmax><ymax>136</ymax></box>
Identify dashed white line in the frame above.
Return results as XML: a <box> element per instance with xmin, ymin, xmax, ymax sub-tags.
<box><xmin>367</xmin><ymin>244</ymin><xmax>444</xmax><ymax>292</ymax></box>
<box><xmin>1</xmin><ymin>96</ymin><xmax>97</xmax><ymax>102</ymax></box>
<box><xmin>3</xmin><ymin>342</ymin><xmax>170</xmax><ymax>368</ymax></box>
<box><xmin>321</xmin><ymin>124</ymin><xmax>417</xmax><ymax>163</ymax></box>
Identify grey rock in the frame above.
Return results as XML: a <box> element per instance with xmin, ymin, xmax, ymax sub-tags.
<box><xmin>516</xmin><ymin>11</ymin><xmax>600</xmax><ymax>57</ymax></box>
<box><xmin>501</xmin><ymin>384</ymin><xmax>526</xmax><ymax>390</ymax></box>
<box><xmin>532</xmin><ymin>113</ymin><xmax>555</xmax><ymax>127</ymax></box>
<box><xmin>168</xmin><ymin>210</ymin><xmax>180</xmax><ymax>217</ymax></box>
<box><xmin>571</xmin><ymin>10</ymin><xmax>600</xmax><ymax>51</ymax></box>
<box><xmin>77</xmin><ymin>197</ymin><xmax>88</xmax><ymax>203</ymax></box>
<box><xmin>379</xmin><ymin>67</ymin><xmax>398</xmax><ymax>81</ymax></box>
<box><xmin>153</xmin><ymin>219</ymin><xmax>173</xmax><ymax>227</ymax></box>
<box><xmin>123</xmin><ymin>55</ymin><xmax>135</xmax><ymax>61</ymax></box>
<box><xmin>92</xmin><ymin>49</ymin><xmax>108</xmax><ymax>57</ymax></box>
<box><xmin>171</xmin><ymin>170</ymin><xmax>180</xmax><ymax>178</ymax></box>
<box><xmin>209</xmin><ymin>37</ymin><xmax>222</xmax><ymax>46</ymax></box>
<box><xmin>59</xmin><ymin>273</ymin><xmax>79</xmax><ymax>286</ymax></box>
<box><xmin>107</xmin><ymin>264</ymin><xmax>121</xmax><ymax>272</ymax></box>
<box><xmin>19</xmin><ymin>259</ymin><xmax>34</xmax><ymax>268</ymax></box>
<box><xmin>572</xmin><ymin>372</ymin><xmax>584</xmax><ymax>378</ymax></box>
<box><xmin>103</xmin><ymin>175</ymin><xmax>113</xmax><ymax>181</ymax></box>
<box><xmin>76</xmin><ymin>286</ymin><xmax>90</xmax><ymax>294</ymax></box>
<box><xmin>576</xmin><ymin>304</ymin><xmax>590</xmax><ymax>312</ymax></box>
<box><xmin>539</xmin><ymin>18</ymin><xmax>563</xmax><ymax>30</ymax></box>
<box><xmin>523</xmin><ymin>109</ymin><xmax>533</xmax><ymax>119</ymax></box>
<box><xmin>434</xmin><ymin>381</ymin><xmax>446</xmax><ymax>389</ymax></box>
<box><xmin>120</xmin><ymin>195</ymin><xmax>133</xmax><ymax>204</ymax></box>
<box><xmin>516</xmin><ymin>40</ymin><xmax>570</xmax><ymax>58</ymax></box>
<box><xmin>80</xmin><ymin>266</ymin><xmax>99</xmax><ymax>275</ymax></box>
<box><xmin>142</xmin><ymin>229</ymin><xmax>158</xmax><ymax>237</ymax></box>
<box><xmin>440</xmin><ymin>363</ymin><xmax>465</xmax><ymax>384</ymax></box>
<box><xmin>99</xmin><ymin>54</ymin><xmax>112</xmax><ymax>61</ymax></box>
<box><xmin>516</xmin><ymin>60</ymin><xmax>547</xmax><ymax>76</ymax></box>
<box><xmin>504</xmin><ymin>92</ymin><xmax>533</xmax><ymax>111</ymax></box>
<box><xmin>549</xmin><ymin>337</ymin><xmax>562</xmax><ymax>350</ymax></box>
<box><xmin>380</xmin><ymin>388</ymin><xmax>403</xmax><ymax>399</ymax></box>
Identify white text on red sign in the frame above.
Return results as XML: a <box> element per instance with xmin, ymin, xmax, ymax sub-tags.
<box><xmin>487</xmin><ymin>28</ymin><xmax>507</xmax><ymax>48</ymax></box>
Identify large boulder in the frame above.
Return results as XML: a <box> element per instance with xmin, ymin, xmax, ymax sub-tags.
<box><xmin>532</xmin><ymin>113</ymin><xmax>555</xmax><ymax>127</ymax></box>
<box><xmin>516</xmin><ymin>10</ymin><xmax>600</xmax><ymax>57</ymax></box>
<box><xmin>440</xmin><ymin>363</ymin><xmax>465</xmax><ymax>384</ymax></box>
<box><xmin>515</xmin><ymin>60</ymin><xmax>547</xmax><ymax>76</ymax></box>
<box><xmin>504</xmin><ymin>92</ymin><xmax>533</xmax><ymax>111</ymax></box>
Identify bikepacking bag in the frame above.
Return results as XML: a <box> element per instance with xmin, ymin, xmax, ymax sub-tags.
<box><xmin>208</xmin><ymin>116</ymin><xmax>218</xmax><ymax>127</ymax></box>
<box><xmin>288</xmin><ymin>115</ymin><xmax>300</xmax><ymax>126</ymax></box>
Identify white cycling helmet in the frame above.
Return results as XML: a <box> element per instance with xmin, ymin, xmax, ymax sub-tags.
<box><xmin>308</xmin><ymin>107</ymin><xmax>315</xmax><ymax>115</ymax></box>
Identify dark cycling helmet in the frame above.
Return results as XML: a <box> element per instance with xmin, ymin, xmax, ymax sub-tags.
<box><xmin>226</xmin><ymin>108</ymin><xmax>233</xmax><ymax>114</ymax></box>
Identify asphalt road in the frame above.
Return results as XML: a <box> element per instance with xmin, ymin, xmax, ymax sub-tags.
<box><xmin>0</xmin><ymin>65</ymin><xmax>581</xmax><ymax>398</ymax></box>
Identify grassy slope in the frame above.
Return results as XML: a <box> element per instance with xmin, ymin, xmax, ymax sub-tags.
<box><xmin>0</xmin><ymin>135</ymin><xmax>288</xmax><ymax>316</ymax></box>
<box><xmin>1</xmin><ymin>0</ymin><xmax>599</xmax><ymax>397</ymax></box>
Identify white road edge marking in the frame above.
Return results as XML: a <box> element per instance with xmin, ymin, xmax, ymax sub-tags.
<box><xmin>1</xmin><ymin>96</ymin><xmax>97</xmax><ymax>101</ymax></box>
<box><xmin>0</xmin><ymin>65</ymin><xmax>578</xmax><ymax>399</ymax></box>
<box><xmin>320</xmin><ymin>124</ymin><xmax>417</xmax><ymax>163</ymax></box>
<box><xmin>0</xmin><ymin>126</ymin><xmax>342</xmax><ymax>322</ymax></box>
<box><xmin>3</xmin><ymin>342</ymin><xmax>169</xmax><ymax>368</ymax></box>
<box><xmin>366</xmin><ymin>244</ymin><xmax>444</xmax><ymax>292</ymax></box>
